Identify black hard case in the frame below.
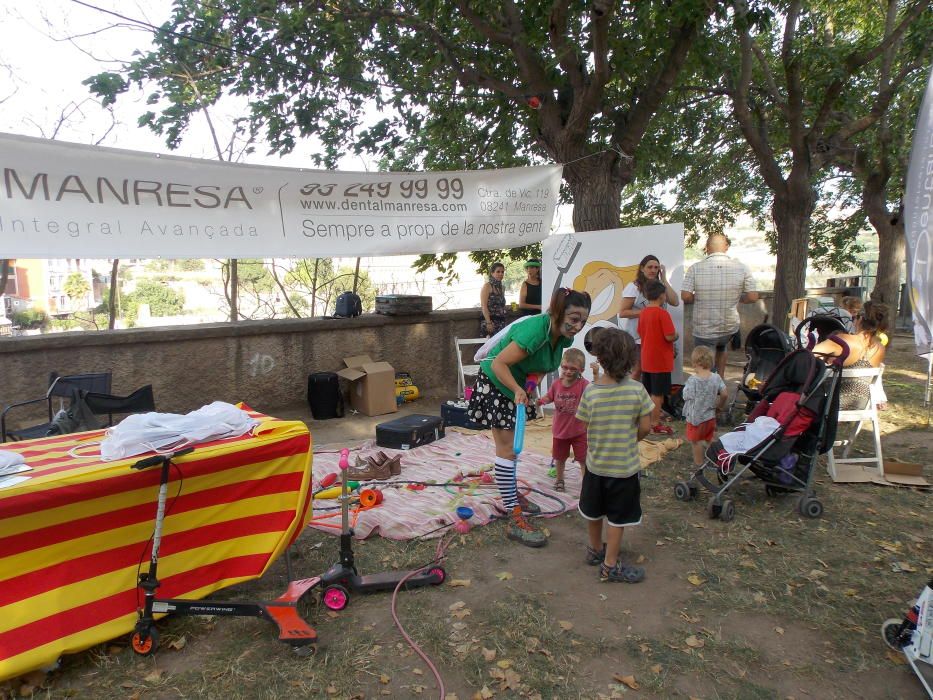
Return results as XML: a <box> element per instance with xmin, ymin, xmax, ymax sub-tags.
<box><xmin>375</xmin><ymin>414</ymin><xmax>445</xmax><ymax>450</ymax></box>
<box><xmin>440</xmin><ymin>402</ymin><xmax>484</xmax><ymax>430</ymax></box>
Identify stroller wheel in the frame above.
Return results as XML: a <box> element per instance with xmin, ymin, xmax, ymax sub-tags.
<box><xmin>707</xmin><ymin>496</ymin><xmax>722</xmax><ymax>520</ymax></box>
<box><xmin>797</xmin><ymin>496</ymin><xmax>824</xmax><ymax>519</ymax></box>
<box><xmin>719</xmin><ymin>499</ymin><xmax>736</xmax><ymax>522</ymax></box>
<box><xmin>881</xmin><ymin>618</ymin><xmax>910</xmax><ymax>651</ymax></box>
<box><xmin>674</xmin><ymin>481</ymin><xmax>695</xmax><ymax>502</ymax></box>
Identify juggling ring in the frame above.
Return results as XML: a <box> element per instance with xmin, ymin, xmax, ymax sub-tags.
<box><xmin>443</xmin><ymin>478</ymin><xmax>533</xmax><ymax>497</ymax></box>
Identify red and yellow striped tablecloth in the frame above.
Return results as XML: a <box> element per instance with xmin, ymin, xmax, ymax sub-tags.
<box><xmin>0</xmin><ymin>411</ymin><xmax>313</xmax><ymax>681</ymax></box>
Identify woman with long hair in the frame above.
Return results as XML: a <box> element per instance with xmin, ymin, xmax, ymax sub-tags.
<box><xmin>618</xmin><ymin>255</ymin><xmax>678</xmax><ymax>379</ymax></box>
<box><xmin>468</xmin><ymin>288</ymin><xmax>592</xmax><ymax>547</ymax></box>
<box><xmin>812</xmin><ymin>301</ymin><xmax>888</xmax><ymax>410</ymax></box>
<box><xmin>479</xmin><ymin>262</ymin><xmax>508</xmax><ymax>337</ymax></box>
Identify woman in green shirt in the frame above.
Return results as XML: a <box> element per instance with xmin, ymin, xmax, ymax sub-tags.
<box><xmin>468</xmin><ymin>288</ymin><xmax>591</xmax><ymax>547</ymax></box>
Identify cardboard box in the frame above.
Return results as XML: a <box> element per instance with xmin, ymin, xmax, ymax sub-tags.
<box><xmin>336</xmin><ymin>355</ymin><xmax>398</xmax><ymax>417</ymax></box>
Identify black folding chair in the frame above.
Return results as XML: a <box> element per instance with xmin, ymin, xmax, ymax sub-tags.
<box><xmin>84</xmin><ymin>385</ymin><xmax>156</xmax><ymax>426</ymax></box>
<box><xmin>1</xmin><ymin>371</ymin><xmax>112</xmax><ymax>442</ymax></box>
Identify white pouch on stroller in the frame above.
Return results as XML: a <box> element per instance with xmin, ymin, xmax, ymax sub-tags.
<box><xmin>100</xmin><ymin>401</ymin><xmax>260</xmax><ymax>461</ymax></box>
<box><xmin>718</xmin><ymin>416</ymin><xmax>780</xmax><ymax>456</ymax></box>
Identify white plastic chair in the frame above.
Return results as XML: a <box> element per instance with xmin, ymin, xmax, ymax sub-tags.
<box><xmin>827</xmin><ymin>364</ymin><xmax>885</xmax><ymax>479</ymax></box>
<box><xmin>454</xmin><ymin>337</ymin><xmax>487</xmax><ymax>398</ymax></box>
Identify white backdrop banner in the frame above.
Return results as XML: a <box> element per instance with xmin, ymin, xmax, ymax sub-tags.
<box><xmin>542</xmin><ymin>224</ymin><xmax>686</xmax><ymax>383</ymax></box>
<box><xmin>904</xmin><ymin>65</ymin><xmax>933</xmax><ymax>358</ymax></box>
<box><xmin>0</xmin><ymin>133</ymin><xmax>562</xmax><ymax>259</ymax></box>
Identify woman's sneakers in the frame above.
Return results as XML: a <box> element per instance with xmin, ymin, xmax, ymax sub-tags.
<box><xmin>507</xmin><ymin>506</ymin><xmax>547</xmax><ymax>548</ymax></box>
<box><xmin>599</xmin><ymin>560</ymin><xmax>645</xmax><ymax>583</ymax></box>
<box><xmin>651</xmin><ymin>423</ymin><xmax>673</xmax><ymax>435</ymax></box>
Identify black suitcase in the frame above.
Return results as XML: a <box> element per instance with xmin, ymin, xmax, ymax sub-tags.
<box><xmin>376</xmin><ymin>414</ymin><xmax>445</xmax><ymax>450</ymax></box>
<box><xmin>307</xmin><ymin>372</ymin><xmax>344</xmax><ymax>419</ymax></box>
<box><xmin>375</xmin><ymin>295</ymin><xmax>432</xmax><ymax>315</ymax></box>
<box><xmin>440</xmin><ymin>401</ymin><xmax>484</xmax><ymax>430</ymax></box>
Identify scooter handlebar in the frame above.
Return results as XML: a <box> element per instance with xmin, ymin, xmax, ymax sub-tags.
<box><xmin>131</xmin><ymin>447</ymin><xmax>195</xmax><ymax>470</ymax></box>
<box><xmin>338</xmin><ymin>448</ymin><xmax>350</xmax><ymax>471</ymax></box>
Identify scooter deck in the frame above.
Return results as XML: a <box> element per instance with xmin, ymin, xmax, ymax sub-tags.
<box><xmin>351</xmin><ymin>568</ymin><xmax>444</xmax><ymax>593</ymax></box>
<box><xmin>906</xmin><ymin>655</ymin><xmax>933</xmax><ymax>698</ymax></box>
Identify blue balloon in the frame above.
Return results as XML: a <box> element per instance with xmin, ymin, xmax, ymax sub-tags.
<box><xmin>513</xmin><ymin>403</ymin><xmax>526</xmax><ymax>455</ymax></box>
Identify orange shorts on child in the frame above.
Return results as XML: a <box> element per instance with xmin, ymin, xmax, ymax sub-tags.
<box><xmin>686</xmin><ymin>418</ymin><xmax>716</xmax><ymax>443</ymax></box>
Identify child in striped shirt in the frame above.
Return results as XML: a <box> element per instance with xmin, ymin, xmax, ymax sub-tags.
<box><xmin>575</xmin><ymin>327</ymin><xmax>653</xmax><ymax>583</ymax></box>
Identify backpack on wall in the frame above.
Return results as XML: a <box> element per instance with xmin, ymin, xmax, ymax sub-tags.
<box><xmin>334</xmin><ymin>292</ymin><xmax>362</xmax><ymax>318</ymax></box>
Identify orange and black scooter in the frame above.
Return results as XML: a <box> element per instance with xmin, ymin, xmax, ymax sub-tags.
<box><xmin>129</xmin><ymin>447</ymin><xmax>320</xmax><ymax>656</ymax></box>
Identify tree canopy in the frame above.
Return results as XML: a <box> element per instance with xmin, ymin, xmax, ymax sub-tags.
<box><xmin>85</xmin><ymin>0</ymin><xmax>932</xmax><ymax>319</ymax></box>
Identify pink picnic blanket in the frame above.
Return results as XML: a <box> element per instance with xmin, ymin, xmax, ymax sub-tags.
<box><xmin>308</xmin><ymin>432</ymin><xmax>581</xmax><ymax>540</ymax></box>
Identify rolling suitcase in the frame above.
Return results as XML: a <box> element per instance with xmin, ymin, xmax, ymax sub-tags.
<box><xmin>375</xmin><ymin>414</ymin><xmax>445</xmax><ymax>450</ymax></box>
<box><xmin>307</xmin><ymin>372</ymin><xmax>344</xmax><ymax>419</ymax></box>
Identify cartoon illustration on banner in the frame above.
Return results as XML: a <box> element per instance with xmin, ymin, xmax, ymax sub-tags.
<box><xmin>542</xmin><ymin>224</ymin><xmax>685</xmax><ymax>383</ymax></box>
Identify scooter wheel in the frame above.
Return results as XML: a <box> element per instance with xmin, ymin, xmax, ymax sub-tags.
<box><xmin>428</xmin><ymin>566</ymin><xmax>446</xmax><ymax>584</ymax></box>
<box><xmin>323</xmin><ymin>584</ymin><xmax>350</xmax><ymax>611</ymax></box>
<box><xmin>882</xmin><ymin>618</ymin><xmax>908</xmax><ymax>651</ymax></box>
<box><xmin>131</xmin><ymin>627</ymin><xmax>159</xmax><ymax>656</ymax></box>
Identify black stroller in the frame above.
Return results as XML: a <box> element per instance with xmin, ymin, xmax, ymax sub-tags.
<box><xmin>792</xmin><ymin>312</ymin><xmax>849</xmax><ymax>351</ymax></box>
<box><xmin>674</xmin><ymin>348</ymin><xmax>843</xmax><ymax>521</ymax></box>
<box><xmin>728</xmin><ymin>324</ymin><xmax>793</xmax><ymax>420</ymax></box>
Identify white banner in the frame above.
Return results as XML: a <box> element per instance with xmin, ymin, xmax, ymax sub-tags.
<box><xmin>542</xmin><ymin>224</ymin><xmax>686</xmax><ymax>383</ymax></box>
<box><xmin>0</xmin><ymin>133</ymin><xmax>562</xmax><ymax>259</ymax></box>
<box><xmin>905</xmin><ymin>65</ymin><xmax>933</xmax><ymax>358</ymax></box>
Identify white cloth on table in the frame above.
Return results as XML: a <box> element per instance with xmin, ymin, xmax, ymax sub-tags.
<box><xmin>0</xmin><ymin>450</ymin><xmax>25</xmax><ymax>471</ymax></box>
<box><xmin>100</xmin><ymin>401</ymin><xmax>260</xmax><ymax>461</ymax></box>
<box><xmin>718</xmin><ymin>416</ymin><xmax>780</xmax><ymax>455</ymax></box>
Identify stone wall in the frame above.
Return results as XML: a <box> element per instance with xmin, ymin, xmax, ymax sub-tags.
<box><xmin>0</xmin><ymin>310</ymin><xmax>484</xmax><ymax>418</ymax></box>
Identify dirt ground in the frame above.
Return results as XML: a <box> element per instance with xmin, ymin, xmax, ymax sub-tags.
<box><xmin>3</xmin><ymin>334</ymin><xmax>931</xmax><ymax>699</ymax></box>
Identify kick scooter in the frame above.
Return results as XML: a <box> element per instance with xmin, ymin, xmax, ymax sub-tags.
<box><xmin>130</xmin><ymin>447</ymin><xmax>321</xmax><ymax>655</ymax></box>
<box><xmin>316</xmin><ymin>448</ymin><xmax>445</xmax><ymax>611</ymax></box>
<box><xmin>883</xmin><ymin>577</ymin><xmax>933</xmax><ymax>697</ymax></box>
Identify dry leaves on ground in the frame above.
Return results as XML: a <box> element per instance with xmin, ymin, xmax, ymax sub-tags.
<box><xmin>612</xmin><ymin>673</ymin><xmax>639</xmax><ymax>690</ymax></box>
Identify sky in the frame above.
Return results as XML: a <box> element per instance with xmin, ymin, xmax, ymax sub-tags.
<box><xmin>0</xmin><ymin>0</ymin><xmax>352</xmax><ymax>168</ymax></box>
<box><xmin>0</xmin><ymin>0</ymin><xmax>533</xmax><ymax>309</ymax></box>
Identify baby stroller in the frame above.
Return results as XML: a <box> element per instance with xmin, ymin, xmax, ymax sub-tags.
<box><xmin>728</xmin><ymin>324</ymin><xmax>793</xmax><ymax>420</ymax></box>
<box><xmin>674</xmin><ymin>348</ymin><xmax>843</xmax><ymax>521</ymax></box>
<box><xmin>791</xmin><ymin>311</ymin><xmax>849</xmax><ymax>350</ymax></box>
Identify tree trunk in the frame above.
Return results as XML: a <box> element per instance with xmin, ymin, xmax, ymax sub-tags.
<box><xmin>108</xmin><ymin>259</ymin><xmax>119</xmax><ymax>330</ymax></box>
<box><xmin>229</xmin><ymin>259</ymin><xmax>238</xmax><ymax>322</ymax></box>
<box><xmin>863</xmin><ymin>176</ymin><xmax>904</xmax><ymax>313</ymax></box>
<box><xmin>871</xmin><ymin>220</ymin><xmax>905</xmax><ymax>310</ymax></box>
<box><xmin>564</xmin><ymin>154</ymin><xmax>627</xmax><ymax>232</ymax></box>
<box><xmin>311</xmin><ymin>259</ymin><xmax>320</xmax><ymax>316</ymax></box>
<box><xmin>0</xmin><ymin>261</ymin><xmax>10</xmax><ymax>311</ymax></box>
<box><xmin>771</xmin><ymin>185</ymin><xmax>816</xmax><ymax>324</ymax></box>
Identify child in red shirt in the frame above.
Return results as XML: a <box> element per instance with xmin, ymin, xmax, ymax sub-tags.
<box><xmin>537</xmin><ymin>348</ymin><xmax>588</xmax><ymax>492</ymax></box>
<box><xmin>637</xmin><ymin>280</ymin><xmax>678</xmax><ymax>435</ymax></box>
